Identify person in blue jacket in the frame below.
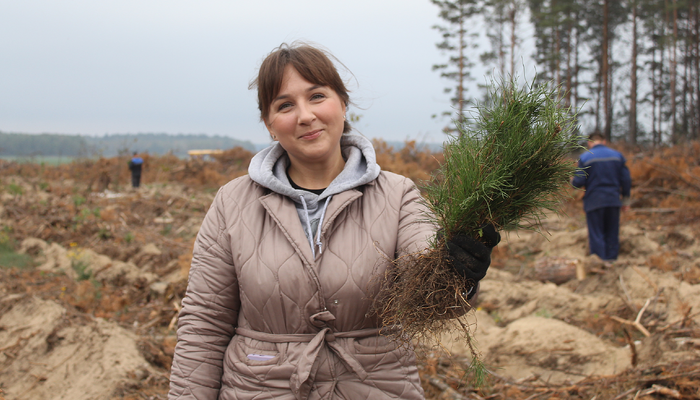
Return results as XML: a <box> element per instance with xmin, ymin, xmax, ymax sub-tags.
<box><xmin>128</xmin><ymin>152</ymin><xmax>144</xmax><ymax>188</ymax></box>
<box><xmin>571</xmin><ymin>132</ymin><xmax>632</xmax><ymax>261</ymax></box>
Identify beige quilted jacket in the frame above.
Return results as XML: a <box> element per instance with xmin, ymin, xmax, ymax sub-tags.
<box><xmin>169</xmin><ymin>171</ymin><xmax>435</xmax><ymax>400</ymax></box>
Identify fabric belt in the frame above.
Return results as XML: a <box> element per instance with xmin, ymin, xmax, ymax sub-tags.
<box><xmin>235</xmin><ymin>326</ymin><xmax>386</xmax><ymax>400</ymax></box>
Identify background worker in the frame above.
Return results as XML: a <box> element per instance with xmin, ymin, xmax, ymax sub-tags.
<box><xmin>128</xmin><ymin>152</ymin><xmax>143</xmax><ymax>188</ymax></box>
<box><xmin>572</xmin><ymin>131</ymin><xmax>632</xmax><ymax>261</ymax></box>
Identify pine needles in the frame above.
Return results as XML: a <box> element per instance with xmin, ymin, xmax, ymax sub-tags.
<box><xmin>427</xmin><ymin>77</ymin><xmax>582</xmax><ymax>237</ymax></box>
<box><xmin>376</xmin><ymin>76</ymin><xmax>583</xmax><ymax>368</ymax></box>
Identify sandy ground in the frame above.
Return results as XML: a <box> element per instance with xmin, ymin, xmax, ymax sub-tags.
<box><xmin>1</xmin><ymin>172</ymin><xmax>699</xmax><ymax>399</ymax></box>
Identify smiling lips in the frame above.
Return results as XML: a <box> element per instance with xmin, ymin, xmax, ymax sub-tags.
<box><xmin>300</xmin><ymin>129</ymin><xmax>323</xmax><ymax>140</ymax></box>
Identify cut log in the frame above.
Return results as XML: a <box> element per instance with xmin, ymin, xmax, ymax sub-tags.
<box><xmin>533</xmin><ymin>256</ymin><xmax>581</xmax><ymax>284</ymax></box>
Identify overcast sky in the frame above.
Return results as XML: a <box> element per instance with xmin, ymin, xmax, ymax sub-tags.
<box><xmin>0</xmin><ymin>0</ymin><xmax>502</xmax><ymax>145</ymax></box>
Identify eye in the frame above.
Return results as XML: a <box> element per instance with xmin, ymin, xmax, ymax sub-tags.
<box><xmin>311</xmin><ymin>93</ymin><xmax>326</xmax><ymax>101</ymax></box>
<box><xmin>277</xmin><ymin>102</ymin><xmax>292</xmax><ymax>111</ymax></box>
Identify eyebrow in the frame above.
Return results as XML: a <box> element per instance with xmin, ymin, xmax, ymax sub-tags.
<box><xmin>273</xmin><ymin>84</ymin><xmax>324</xmax><ymax>103</ymax></box>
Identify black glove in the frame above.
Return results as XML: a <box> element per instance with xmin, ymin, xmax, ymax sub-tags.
<box><xmin>445</xmin><ymin>224</ymin><xmax>501</xmax><ymax>284</ymax></box>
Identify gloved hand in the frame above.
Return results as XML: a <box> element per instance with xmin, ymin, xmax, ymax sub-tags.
<box><xmin>444</xmin><ymin>224</ymin><xmax>501</xmax><ymax>284</ymax></box>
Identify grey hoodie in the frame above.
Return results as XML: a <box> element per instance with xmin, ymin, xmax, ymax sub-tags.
<box><xmin>248</xmin><ymin>133</ymin><xmax>381</xmax><ymax>258</ymax></box>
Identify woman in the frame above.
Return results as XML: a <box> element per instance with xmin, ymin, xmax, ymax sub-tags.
<box><xmin>168</xmin><ymin>42</ymin><xmax>498</xmax><ymax>400</ymax></box>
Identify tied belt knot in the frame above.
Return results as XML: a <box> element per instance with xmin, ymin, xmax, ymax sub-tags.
<box><xmin>235</xmin><ymin>323</ymin><xmax>387</xmax><ymax>400</ymax></box>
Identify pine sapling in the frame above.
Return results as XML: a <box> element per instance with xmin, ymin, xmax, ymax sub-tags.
<box><xmin>375</xmin><ymin>76</ymin><xmax>584</xmax><ymax>375</ymax></box>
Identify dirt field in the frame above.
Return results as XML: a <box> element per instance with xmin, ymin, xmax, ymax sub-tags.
<box><xmin>1</xmin><ymin>144</ymin><xmax>699</xmax><ymax>400</ymax></box>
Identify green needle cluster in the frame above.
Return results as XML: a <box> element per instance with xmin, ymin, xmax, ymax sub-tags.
<box><xmin>424</xmin><ymin>77</ymin><xmax>584</xmax><ymax>240</ymax></box>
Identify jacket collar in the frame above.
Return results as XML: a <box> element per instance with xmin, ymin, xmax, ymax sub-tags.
<box><xmin>258</xmin><ymin>188</ymin><xmax>364</xmax><ymax>265</ymax></box>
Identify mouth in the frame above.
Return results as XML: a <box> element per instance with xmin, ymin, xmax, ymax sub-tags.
<box><xmin>300</xmin><ymin>129</ymin><xmax>323</xmax><ymax>140</ymax></box>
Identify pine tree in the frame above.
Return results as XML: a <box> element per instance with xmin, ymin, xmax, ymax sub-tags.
<box><xmin>481</xmin><ymin>0</ymin><xmax>526</xmax><ymax>80</ymax></box>
<box><xmin>431</xmin><ymin>0</ymin><xmax>482</xmax><ymax>134</ymax></box>
<box><xmin>627</xmin><ymin>0</ymin><xmax>640</xmax><ymax>144</ymax></box>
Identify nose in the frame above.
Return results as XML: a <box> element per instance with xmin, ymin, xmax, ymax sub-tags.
<box><xmin>297</xmin><ymin>102</ymin><xmax>316</xmax><ymax>125</ymax></box>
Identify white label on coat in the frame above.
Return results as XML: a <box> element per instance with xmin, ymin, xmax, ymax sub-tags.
<box><xmin>247</xmin><ymin>354</ymin><xmax>275</xmax><ymax>361</ymax></box>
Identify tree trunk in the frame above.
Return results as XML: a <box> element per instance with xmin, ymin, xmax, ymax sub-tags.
<box><xmin>671</xmin><ymin>0</ymin><xmax>678</xmax><ymax>142</ymax></box>
<box><xmin>652</xmin><ymin>49</ymin><xmax>659</xmax><ymax>147</ymax></box>
<box><xmin>658</xmin><ymin>10</ymin><xmax>667</xmax><ymax>146</ymax></box>
<box><xmin>574</xmin><ymin>19</ymin><xmax>581</xmax><ymax>113</ymax></box>
<box><xmin>602</xmin><ymin>0</ymin><xmax>611</xmax><ymax>140</ymax></box>
<box><xmin>683</xmin><ymin>8</ymin><xmax>691</xmax><ymax>139</ymax></box>
<box><xmin>554</xmin><ymin>0</ymin><xmax>561</xmax><ymax>88</ymax></box>
<box><xmin>509</xmin><ymin>3</ymin><xmax>517</xmax><ymax>78</ymax></box>
<box><xmin>565</xmin><ymin>19</ymin><xmax>573</xmax><ymax>108</ymax></box>
<box><xmin>458</xmin><ymin>11</ymin><xmax>465</xmax><ymax>124</ymax></box>
<box><xmin>696</xmin><ymin>3</ymin><xmax>700</xmax><ymax>139</ymax></box>
<box><xmin>629</xmin><ymin>1</ymin><xmax>638</xmax><ymax>145</ymax></box>
<box><xmin>499</xmin><ymin>14</ymin><xmax>506</xmax><ymax>78</ymax></box>
<box><xmin>596</xmin><ymin>65</ymin><xmax>602</xmax><ymax>133</ymax></box>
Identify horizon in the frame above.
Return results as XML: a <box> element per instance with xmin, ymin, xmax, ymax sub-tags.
<box><xmin>1</xmin><ymin>129</ymin><xmax>449</xmax><ymax>146</ymax></box>
<box><xmin>0</xmin><ymin>1</ymin><xmax>497</xmax><ymax>145</ymax></box>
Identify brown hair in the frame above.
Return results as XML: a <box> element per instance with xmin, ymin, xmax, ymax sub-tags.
<box><xmin>250</xmin><ymin>42</ymin><xmax>352</xmax><ymax>133</ymax></box>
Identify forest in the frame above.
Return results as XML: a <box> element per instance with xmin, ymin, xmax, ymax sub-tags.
<box><xmin>0</xmin><ymin>132</ymin><xmax>256</xmax><ymax>158</ymax></box>
<box><xmin>432</xmin><ymin>0</ymin><xmax>700</xmax><ymax>145</ymax></box>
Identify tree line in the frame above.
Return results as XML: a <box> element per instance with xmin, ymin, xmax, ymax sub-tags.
<box><xmin>432</xmin><ymin>0</ymin><xmax>700</xmax><ymax>145</ymax></box>
<box><xmin>0</xmin><ymin>132</ymin><xmax>256</xmax><ymax>158</ymax></box>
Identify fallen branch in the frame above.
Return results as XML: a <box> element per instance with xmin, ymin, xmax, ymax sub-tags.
<box><xmin>611</xmin><ymin>386</ymin><xmax>639</xmax><ymax>400</ymax></box>
<box><xmin>607</xmin><ymin>298</ymin><xmax>653</xmax><ymax>337</ymax></box>
<box><xmin>641</xmin><ymin>384</ymin><xmax>681</xmax><ymax>399</ymax></box>
<box><xmin>658</xmin><ymin>308</ymin><xmax>700</xmax><ymax>332</ymax></box>
<box><xmin>630</xmin><ymin>208</ymin><xmax>678</xmax><ymax>214</ymax></box>
<box><xmin>168</xmin><ymin>298</ymin><xmax>182</xmax><ymax>331</ymax></box>
<box><xmin>636</xmin><ymin>187</ymin><xmax>690</xmax><ymax>195</ymax></box>
<box><xmin>622</xmin><ymin>328</ymin><xmax>638</xmax><ymax>367</ymax></box>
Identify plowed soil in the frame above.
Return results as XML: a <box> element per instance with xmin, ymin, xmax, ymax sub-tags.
<box><xmin>1</xmin><ymin>142</ymin><xmax>699</xmax><ymax>400</ymax></box>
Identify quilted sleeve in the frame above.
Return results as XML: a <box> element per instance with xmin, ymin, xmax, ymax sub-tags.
<box><xmin>169</xmin><ymin>188</ymin><xmax>239</xmax><ymax>400</ymax></box>
<box><xmin>395</xmin><ymin>177</ymin><xmax>436</xmax><ymax>257</ymax></box>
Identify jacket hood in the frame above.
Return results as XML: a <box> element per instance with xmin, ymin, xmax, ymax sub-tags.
<box><xmin>248</xmin><ymin>133</ymin><xmax>381</xmax><ymax>206</ymax></box>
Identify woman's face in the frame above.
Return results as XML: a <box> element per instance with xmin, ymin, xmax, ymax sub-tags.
<box><xmin>265</xmin><ymin>65</ymin><xmax>346</xmax><ymax>168</ymax></box>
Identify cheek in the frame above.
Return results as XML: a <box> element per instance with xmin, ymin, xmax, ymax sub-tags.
<box><xmin>269</xmin><ymin>114</ymin><xmax>296</xmax><ymax>135</ymax></box>
<box><xmin>319</xmin><ymin>102</ymin><xmax>346</xmax><ymax>125</ymax></box>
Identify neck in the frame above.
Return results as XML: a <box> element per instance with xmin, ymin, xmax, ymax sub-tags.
<box><xmin>287</xmin><ymin>152</ymin><xmax>345</xmax><ymax>190</ymax></box>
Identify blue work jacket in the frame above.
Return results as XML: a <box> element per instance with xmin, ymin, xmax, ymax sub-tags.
<box><xmin>571</xmin><ymin>144</ymin><xmax>632</xmax><ymax>212</ymax></box>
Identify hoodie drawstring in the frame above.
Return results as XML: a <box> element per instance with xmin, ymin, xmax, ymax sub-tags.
<box><xmin>299</xmin><ymin>196</ymin><xmax>315</xmax><ymax>258</ymax></box>
<box><xmin>299</xmin><ymin>195</ymin><xmax>332</xmax><ymax>259</ymax></box>
<box><xmin>315</xmin><ymin>196</ymin><xmax>332</xmax><ymax>255</ymax></box>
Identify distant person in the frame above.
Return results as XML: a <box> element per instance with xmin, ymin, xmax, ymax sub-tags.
<box><xmin>167</xmin><ymin>42</ymin><xmax>499</xmax><ymax>399</ymax></box>
<box><xmin>572</xmin><ymin>132</ymin><xmax>632</xmax><ymax>261</ymax></box>
<box><xmin>128</xmin><ymin>152</ymin><xmax>143</xmax><ymax>188</ymax></box>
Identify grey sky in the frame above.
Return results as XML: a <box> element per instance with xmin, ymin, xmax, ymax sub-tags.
<box><xmin>0</xmin><ymin>0</ymin><xmax>470</xmax><ymax>145</ymax></box>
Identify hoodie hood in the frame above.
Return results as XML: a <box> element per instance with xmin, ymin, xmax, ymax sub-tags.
<box><xmin>248</xmin><ymin>133</ymin><xmax>381</xmax><ymax>259</ymax></box>
<box><xmin>248</xmin><ymin>133</ymin><xmax>381</xmax><ymax>205</ymax></box>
